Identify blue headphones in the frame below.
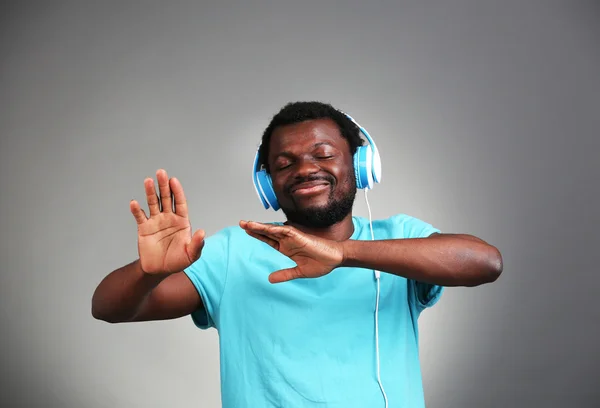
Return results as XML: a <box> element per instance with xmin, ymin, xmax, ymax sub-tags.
<box><xmin>252</xmin><ymin>112</ymin><xmax>382</xmax><ymax>211</ymax></box>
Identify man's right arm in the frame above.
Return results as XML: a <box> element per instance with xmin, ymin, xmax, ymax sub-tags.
<box><xmin>93</xmin><ymin>169</ymin><xmax>209</xmax><ymax>323</ymax></box>
<box><xmin>91</xmin><ymin>259</ymin><xmax>203</xmax><ymax>323</ymax></box>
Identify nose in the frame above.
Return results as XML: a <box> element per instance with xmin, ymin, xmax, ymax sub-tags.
<box><xmin>293</xmin><ymin>157</ymin><xmax>321</xmax><ymax>178</ymax></box>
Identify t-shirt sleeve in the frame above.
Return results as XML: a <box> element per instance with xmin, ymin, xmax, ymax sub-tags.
<box><xmin>183</xmin><ymin>228</ymin><xmax>231</xmax><ymax>330</ymax></box>
<box><xmin>396</xmin><ymin>215</ymin><xmax>445</xmax><ymax>312</ymax></box>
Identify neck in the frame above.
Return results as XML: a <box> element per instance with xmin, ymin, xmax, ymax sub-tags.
<box><xmin>284</xmin><ymin>213</ymin><xmax>354</xmax><ymax>241</ymax></box>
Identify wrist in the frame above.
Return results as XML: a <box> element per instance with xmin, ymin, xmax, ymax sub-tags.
<box><xmin>136</xmin><ymin>259</ymin><xmax>151</xmax><ymax>275</ymax></box>
<box><xmin>340</xmin><ymin>240</ymin><xmax>358</xmax><ymax>268</ymax></box>
<box><xmin>136</xmin><ymin>259</ymin><xmax>172</xmax><ymax>283</ymax></box>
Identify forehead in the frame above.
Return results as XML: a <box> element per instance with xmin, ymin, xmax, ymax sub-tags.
<box><xmin>269</xmin><ymin>118</ymin><xmax>349</xmax><ymax>157</ymax></box>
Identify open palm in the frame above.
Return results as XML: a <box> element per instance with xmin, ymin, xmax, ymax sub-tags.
<box><xmin>130</xmin><ymin>169</ymin><xmax>205</xmax><ymax>275</ymax></box>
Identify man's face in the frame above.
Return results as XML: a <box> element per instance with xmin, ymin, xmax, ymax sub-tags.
<box><xmin>268</xmin><ymin>118</ymin><xmax>357</xmax><ymax>228</ymax></box>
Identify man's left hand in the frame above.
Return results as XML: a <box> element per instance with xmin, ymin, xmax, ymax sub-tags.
<box><xmin>239</xmin><ymin>220</ymin><xmax>344</xmax><ymax>283</ymax></box>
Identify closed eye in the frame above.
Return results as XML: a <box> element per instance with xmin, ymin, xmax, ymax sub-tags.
<box><xmin>276</xmin><ymin>163</ymin><xmax>291</xmax><ymax>170</ymax></box>
<box><xmin>274</xmin><ymin>154</ymin><xmax>334</xmax><ymax>171</ymax></box>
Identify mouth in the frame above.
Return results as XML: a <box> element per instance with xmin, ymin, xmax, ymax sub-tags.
<box><xmin>290</xmin><ymin>180</ymin><xmax>331</xmax><ymax>196</ymax></box>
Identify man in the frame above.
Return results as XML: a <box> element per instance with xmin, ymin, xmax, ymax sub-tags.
<box><xmin>92</xmin><ymin>101</ymin><xmax>503</xmax><ymax>407</ymax></box>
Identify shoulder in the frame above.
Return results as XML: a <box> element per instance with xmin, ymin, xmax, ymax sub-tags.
<box><xmin>201</xmin><ymin>225</ymin><xmax>239</xmax><ymax>246</ymax></box>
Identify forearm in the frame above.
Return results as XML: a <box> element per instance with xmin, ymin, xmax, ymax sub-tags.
<box><xmin>341</xmin><ymin>234</ymin><xmax>502</xmax><ymax>286</ymax></box>
<box><xmin>91</xmin><ymin>259</ymin><xmax>169</xmax><ymax>323</ymax></box>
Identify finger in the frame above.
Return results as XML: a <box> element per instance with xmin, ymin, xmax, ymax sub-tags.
<box><xmin>269</xmin><ymin>268</ymin><xmax>300</xmax><ymax>284</ymax></box>
<box><xmin>186</xmin><ymin>229</ymin><xmax>206</xmax><ymax>262</ymax></box>
<box><xmin>239</xmin><ymin>222</ymin><xmax>279</xmax><ymax>242</ymax></box>
<box><xmin>156</xmin><ymin>169</ymin><xmax>173</xmax><ymax>213</ymax></box>
<box><xmin>240</xmin><ymin>221</ymin><xmax>265</xmax><ymax>237</ymax></box>
<box><xmin>170</xmin><ymin>177</ymin><xmax>188</xmax><ymax>218</ymax></box>
<box><xmin>240</xmin><ymin>221</ymin><xmax>290</xmax><ymax>240</ymax></box>
<box><xmin>130</xmin><ymin>199</ymin><xmax>148</xmax><ymax>225</ymax></box>
<box><xmin>245</xmin><ymin>230</ymin><xmax>279</xmax><ymax>249</ymax></box>
<box><xmin>144</xmin><ymin>178</ymin><xmax>160</xmax><ymax>216</ymax></box>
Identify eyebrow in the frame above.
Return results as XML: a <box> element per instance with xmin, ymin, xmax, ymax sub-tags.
<box><xmin>273</xmin><ymin>142</ymin><xmax>335</xmax><ymax>160</ymax></box>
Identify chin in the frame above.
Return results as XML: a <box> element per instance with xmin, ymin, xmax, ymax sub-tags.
<box><xmin>295</xmin><ymin>199</ymin><xmax>330</xmax><ymax>211</ymax></box>
<box><xmin>281</xmin><ymin>197</ymin><xmax>355</xmax><ymax>229</ymax></box>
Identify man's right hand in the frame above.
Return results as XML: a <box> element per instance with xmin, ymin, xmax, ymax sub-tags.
<box><xmin>130</xmin><ymin>169</ymin><xmax>205</xmax><ymax>275</ymax></box>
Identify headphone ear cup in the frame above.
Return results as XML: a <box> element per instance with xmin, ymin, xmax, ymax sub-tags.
<box><xmin>353</xmin><ymin>148</ymin><xmax>361</xmax><ymax>188</ymax></box>
<box><xmin>371</xmin><ymin>145</ymin><xmax>381</xmax><ymax>184</ymax></box>
<box><xmin>256</xmin><ymin>169</ymin><xmax>280</xmax><ymax>211</ymax></box>
<box><xmin>354</xmin><ymin>145</ymin><xmax>374</xmax><ymax>189</ymax></box>
<box><xmin>254</xmin><ymin>170</ymin><xmax>269</xmax><ymax>209</ymax></box>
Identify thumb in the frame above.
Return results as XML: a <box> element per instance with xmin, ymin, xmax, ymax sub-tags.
<box><xmin>186</xmin><ymin>229</ymin><xmax>206</xmax><ymax>262</ymax></box>
<box><xmin>268</xmin><ymin>267</ymin><xmax>300</xmax><ymax>284</ymax></box>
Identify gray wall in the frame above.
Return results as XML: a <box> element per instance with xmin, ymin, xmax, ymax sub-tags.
<box><xmin>1</xmin><ymin>1</ymin><xmax>598</xmax><ymax>407</ymax></box>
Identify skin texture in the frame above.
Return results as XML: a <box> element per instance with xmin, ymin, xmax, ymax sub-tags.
<box><xmin>92</xmin><ymin>118</ymin><xmax>502</xmax><ymax>324</ymax></box>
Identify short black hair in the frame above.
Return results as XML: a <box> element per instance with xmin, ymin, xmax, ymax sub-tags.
<box><xmin>257</xmin><ymin>101</ymin><xmax>364</xmax><ymax>173</ymax></box>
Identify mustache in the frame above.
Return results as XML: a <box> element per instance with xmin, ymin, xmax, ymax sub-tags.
<box><xmin>286</xmin><ymin>174</ymin><xmax>335</xmax><ymax>194</ymax></box>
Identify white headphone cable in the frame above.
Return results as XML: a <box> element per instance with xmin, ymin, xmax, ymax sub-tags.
<box><xmin>364</xmin><ymin>188</ymin><xmax>388</xmax><ymax>408</ymax></box>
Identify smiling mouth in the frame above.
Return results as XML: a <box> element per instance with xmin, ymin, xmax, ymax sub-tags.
<box><xmin>290</xmin><ymin>181</ymin><xmax>330</xmax><ymax>196</ymax></box>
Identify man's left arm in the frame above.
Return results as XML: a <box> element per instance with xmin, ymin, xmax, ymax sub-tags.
<box><xmin>341</xmin><ymin>233</ymin><xmax>503</xmax><ymax>287</ymax></box>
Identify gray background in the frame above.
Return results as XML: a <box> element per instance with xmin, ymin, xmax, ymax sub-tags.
<box><xmin>1</xmin><ymin>0</ymin><xmax>599</xmax><ymax>407</ymax></box>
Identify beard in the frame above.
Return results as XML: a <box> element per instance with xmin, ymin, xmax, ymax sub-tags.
<box><xmin>281</xmin><ymin>175</ymin><xmax>357</xmax><ymax>229</ymax></box>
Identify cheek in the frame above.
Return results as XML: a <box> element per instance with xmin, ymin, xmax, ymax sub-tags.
<box><xmin>335</xmin><ymin>160</ymin><xmax>355</xmax><ymax>184</ymax></box>
<box><xmin>270</xmin><ymin>173</ymin><xmax>288</xmax><ymax>195</ymax></box>
<box><xmin>330</xmin><ymin>172</ymin><xmax>353</xmax><ymax>195</ymax></box>
<box><xmin>341</xmin><ymin>174</ymin><xmax>356</xmax><ymax>191</ymax></box>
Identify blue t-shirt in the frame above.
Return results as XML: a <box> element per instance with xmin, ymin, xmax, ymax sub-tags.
<box><xmin>184</xmin><ymin>214</ymin><xmax>443</xmax><ymax>408</ymax></box>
